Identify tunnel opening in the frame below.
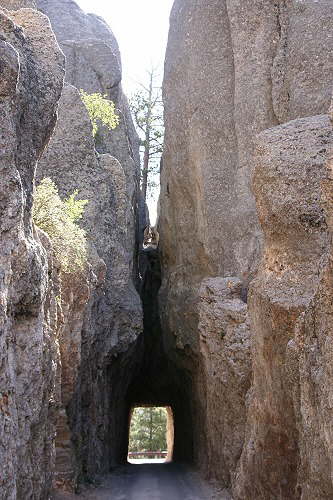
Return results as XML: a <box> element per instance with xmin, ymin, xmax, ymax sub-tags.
<box><xmin>66</xmin><ymin>243</ymin><xmax>196</xmax><ymax>484</ymax></box>
<box><xmin>127</xmin><ymin>405</ymin><xmax>174</xmax><ymax>463</ymax></box>
<box><xmin>122</xmin><ymin>246</ymin><xmax>195</xmax><ymax>466</ymax></box>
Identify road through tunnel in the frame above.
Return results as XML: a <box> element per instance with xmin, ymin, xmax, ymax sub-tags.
<box><xmin>123</xmin><ymin>246</ymin><xmax>195</xmax><ymax>466</ymax></box>
<box><xmin>62</xmin><ymin>242</ymin><xmax>196</xmax><ymax>488</ymax></box>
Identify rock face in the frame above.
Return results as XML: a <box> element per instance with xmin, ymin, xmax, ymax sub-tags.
<box><xmin>0</xmin><ymin>6</ymin><xmax>64</xmax><ymax>500</ymax></box>
<box><xmin>294</xmin><ymin>111</ymin><xmax>333</xmax><ymax>499</ymax></box>
<box><xmin>196</xmin><ymin>278</ymin><xmax>251</xmax><ymax>484</ymax></box>
<box><xmin>37</xmin><ymin>84</ymin><xmax>142</xmax><ymax>487</ymax></box>
<box><xmin>160</xmin><ymin>0</ymin><xmax>333</xmax><ymax>495</ymax></box>
<box><xmin>1</xmin><ymin>0</ymin><xmax>333</xmax><ymax>497</ymax></box>
<box><xmin>36</xmin><ymin>0</ymin><xmax>141</xmax><ymax>257</ymax></box>
<box><xmin>34</xmin><ymin>0</ymin><xmax>143</xmax><ymax>489</ymax></box>
<box><xmin>234</xmin><ymin>113</ymin><xmax>332</xmax><ymax>499</ymax></box>
<box><xmin>1</xmin><ymin>0</ymin><xmax>36</xmax><ymax>8</ymax></box>
<box><xmin>160</xmin><ymin>0</ymin><xmax>333</xmax><ymax>292</ymax></box>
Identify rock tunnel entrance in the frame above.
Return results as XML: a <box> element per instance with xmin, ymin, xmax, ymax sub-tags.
<box><xmin>122</xmin><ymin>247</ymin><xmax>195</xmax><ymax>466</ymax></box>
<box><xmin>58</xmin><ymin>238</ymin><xmax>196</xmax><ymax>489</ymax></box>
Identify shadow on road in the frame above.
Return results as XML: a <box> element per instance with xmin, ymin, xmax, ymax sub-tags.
<box><xmin>51</xmin><ymin>462</ymin><xmax>225</xmax><ymax>499</ymax></box>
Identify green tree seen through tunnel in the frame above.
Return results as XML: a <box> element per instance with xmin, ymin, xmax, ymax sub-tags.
<box><xmin>129</xmin><ymin>407</ymin><xmax>167</xmax><ymax>452</ymax></box>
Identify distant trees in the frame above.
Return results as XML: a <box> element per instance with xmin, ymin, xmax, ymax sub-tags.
<box><xmin>129</xmin><ymin>68</ymin><xmax>164</xmax><ymax>202</ymax></box>
<box><xmin>80</xmin><ymin>90</ymin><xmax>119</xmax><ymax>138</ymax></box>
<box><xmin>128</xmin><ymin>407</ymin><xmax>167</xmax><ymax>452</ymax></box>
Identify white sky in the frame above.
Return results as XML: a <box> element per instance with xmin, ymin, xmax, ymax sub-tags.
<box><xmin>75</xmin><ymin>0</ymin><xmax>174</xmax><ymax>94</ymax></box>
<box><xmin>75</xmin><ymin>0</ymin><xmax>173</xmax><ymax>224</ymax></box>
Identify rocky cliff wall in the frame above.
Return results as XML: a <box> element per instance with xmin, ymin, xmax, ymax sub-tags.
<box><xmin>33</xmin><ymin>0</ymin><xmax>144</xmax><ymax>490</ymax></box>
<box><xmin>36</xmin><ymin>84</ymin><xmax>142</xmax><ymax>488</ymax></box>
<box><xmin>294</xmin><ymin>109</ymin><xmax>333</xmax><ymax>499</ymax></box>
<box><xmin>1</xmin><ymin>0</ymin><xmax>143</xmax><ymax>495</ymax></box>
<box><xmin>0</xmin><ymin>6</ymin><xmax>64</xmax><ymax>499</ymax></box>
<box><xmin>36</xmin><ymin>0</ymin><xmax>141</xmax><ymax>261</ymax></box>
<box><xmin>1</xmin><ymin>0</ymin><xmax>35</xmax><ymax>7</ymax></box>
<box><xmin>160</xmin><ymin>0</ymin><xmax>333</xmax><ymax>495</ymax></box>
<box><xmin>234</xmin><ymin>112</ymin><xmax>333</xmax><ymax>499</ymax></box>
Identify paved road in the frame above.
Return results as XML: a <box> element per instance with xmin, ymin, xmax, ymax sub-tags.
<box><xmin>105</xmin><ymin>463</ymin><xmax>206</xmax><ymax>500</ymax></box>
<box><xmin>52</xmin><ymin>463</ymin><xmax>229</xmax><ymax>499</ymax></box>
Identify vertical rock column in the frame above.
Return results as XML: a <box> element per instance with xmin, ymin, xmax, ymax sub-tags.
<box><xmin>235</xmin><ymin>114</ymin><xmax>333</xmax><ymax>499</ymax></box>
<box><xmin>292</xmin><ymin>103</ymin><xmax>333</xmax><ymax>499</ymax></box>
<box><xmin>160</xmin><ymin>0</ymin><xmax>333</xmax><ymax>491</ymax></box>
<box><xmin>34</xmin><ymin>0</ymin><xmax>144</xmax><ymax>487</ymax></box>
<box><xmin>0</xmin><ymin>6</ymin><xmax>64</xmax><ymax>499</ymax></box>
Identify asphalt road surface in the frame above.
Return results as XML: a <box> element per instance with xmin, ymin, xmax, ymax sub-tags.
<box><xmin>52</xmin><ymin>463</ymin><xmax>231</xmax><ymax>499</ymax></box>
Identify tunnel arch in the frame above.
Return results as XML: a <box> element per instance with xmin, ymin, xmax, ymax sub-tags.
<box><xmin>121</xmin><ymin>247</ymin><xmax>195</xmax><ymax>465</ymax></box>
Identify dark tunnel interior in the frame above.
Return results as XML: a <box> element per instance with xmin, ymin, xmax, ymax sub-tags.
<box><xmin>69</xmin><ymin>245</ymin><xmax>196</xmax><ymax>483</ymax></box>
<box><xmin>123</xmin><ymin>247</ymin><xmax>194</xmax><ymax>465</ymax></box>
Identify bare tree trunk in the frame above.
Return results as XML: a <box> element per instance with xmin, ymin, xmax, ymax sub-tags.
<box><xmin>141</xmin><ymin>71</ymin><xmax>153</xmax><ymax>202</ymax></box>
<box><xmin>142</xmin><ymin>143</ymin><xmax>149</xmax><ymax>201</ymax></box>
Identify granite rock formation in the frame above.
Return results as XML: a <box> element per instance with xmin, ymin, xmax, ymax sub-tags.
<box><xmin>196</xmin><ymin>278</ymin><xmax>251</xmax><ymax>485</ymax></box>
<box><xmin>159</xmin><ymin>0</ymin><xmax>333</xmax><ymax>495</ymax></box>
<box><xmin>234</xmin><ymin>113</ymin><xmax>332</xmax><ymax>499</ymax></box>
<box><xmin>1</xmin><ymin>0</ymin><xmax>333</xmax><ymax>498</ymax></box>
<box><xmin>36</xmin><ymin>0</ymin><xmax>141</xmax><ymax>258</ymax></box>
<box><xmin>36</xmin><ymin>83</ymin><xmax>142</xmax><ymax>488</ymax></box>
<box><xmin>1</xmin><ymin>0</ymin><xmax>36</xmax><ymax>8</ymax></box>
<box><xmin>1</xmin><ymin>0</ymin><xmax>143</xmax><ymax>495</ymax></box>
<box><xmin>33</xmin><ymin>0</ymin><xmax>143</xmax><ymax>490</ymax></box>
<box><xmin>293</xmin><ymin>108</ymin><xmax>333</xmax><ymax>499</ymax></box>
<box><xmin>0</xmin><ymin>6</ymin><xmax>64</xmax><ymax>499</ymax></box>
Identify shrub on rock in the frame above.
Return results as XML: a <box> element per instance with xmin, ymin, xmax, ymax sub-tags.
<box><xmin>33</xmin><ymin>178</ymin><xmax>88</xmax><ymax>273</ymax></box>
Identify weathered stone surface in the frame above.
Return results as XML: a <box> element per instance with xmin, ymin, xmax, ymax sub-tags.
<box><xmin>0</xmin><ymin>6</ymin><xmax>64</xmax><ymax>500</ymax></box>
<box><xmin>159</xmin><ymin>0</ymin><xmax>333</xmax><ymax>491</ymax></box>
<box><xmin>234</xmin><ymin>114</ymin><xmax>332</xmax><ymax>499</ymax></box>
<box><xmin>196</xmin><ymin>278</ymin><xmax>251</xmax><ymax>484</ymax></box>
<box><xmin>29</xmin><ymin>0</ymin><xmax>143</xmax><ymax>489</ymax></box>
<box><xmin>36</xmin><ymin>0</ymin><xmax>141</xmax><ymax>258</ymax></box>
<box><xmin>160</xmin><ymin>0</ymin><xmax>333</xmax><ymax>294</ymax></box>
<box><xmin>0</xmin><ymin>0</ymin><xmax>36</xmax><ymax>8</ymax></box>
<box><xmin>37</xmin><ymin>83</ymin><xmax>142</xmax><ymax>487</ymax></box>
<box><xmin>283</xmin><ymin>106</ymin><xmax>333</xmax><ymax>500</ymax></box>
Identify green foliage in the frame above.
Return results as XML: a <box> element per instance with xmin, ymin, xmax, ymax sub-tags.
<box><xmin>64</xmin><ymin>190</ymin><xmax>88</xmax><ymax>222</ymax></box>
<box><xmin>128</xmin><ymin>407</ymin><xmax>167</xmax><ymax>452</ymax></box>
<box><xmin>33</xmin><ymin>178</ymin><xmax>88</xmax><ymax>274</ymax></box>
<box><xmin>80</xmin><ymin>90</ymin><xmax>119</xmax><ymax>137</ymax></box>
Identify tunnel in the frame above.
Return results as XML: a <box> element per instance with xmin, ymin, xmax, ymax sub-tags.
<box><xmin>63</xmin><ymin>239</ymin><xmax>196</xmax><ymax>486</ymax></box>
<box><xmin>123</xmin><ymin>246</ymin><xmax>195</xmax><ymax>465</ymax></box>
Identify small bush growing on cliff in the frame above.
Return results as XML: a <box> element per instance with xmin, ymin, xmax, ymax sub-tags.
<box><xmin>79</xmin><ymin>90</ymin><xmax>119</xmax><ymax>137</ymax></box>
<box><xmin>33</xmin><ymin>178</ymin><xmax>88</xmax><ymax>274</ymax></box>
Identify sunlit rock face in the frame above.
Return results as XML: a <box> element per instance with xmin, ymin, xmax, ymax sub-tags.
<box><xmin>234</xmin><ymin>113</ymin><xmax>332</xmax><ymax>499</ymax></box>
<box><xmin>36</xmin><ymin>0</ymin><xmax>141</xmax><ymax>256</ymax></box>
<box><xmin>160</xmin><ymin>0</ymin><xmax>333</xmax><ymax>495</ymax></box>
<box><xmin>0</xmin><ymin>0</ymin><xmax>36</xmax><ymax>7</ymax></box>
<box><xmin>33</xmin><ymin>0</ymin><xmax>143</xmax><ymax>490</ymax></box>
<box><xmin>0</xmin><ymin>6</ymin><xmax>64</xmax><ymax>499</ymax></box>
<box><xmin>293</xmin><ymin>104</ymin><xmax>333</xmax><ymax>500</ymax></box>
<box><xmin>36</xmin><ymin>83</ymin><xmax>143</xmax><ymax>488</ymax></box>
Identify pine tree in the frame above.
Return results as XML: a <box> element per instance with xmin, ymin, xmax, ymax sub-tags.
<box><xmin>129</xmin><ymin>68</ymin><xmax>164</xmax><ymax>201</ymax></box>
<box><xmin>129</xmin><ymin>407</ymin><xmax>167</xmax><ymax>452</ymax></box>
